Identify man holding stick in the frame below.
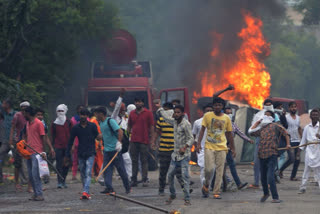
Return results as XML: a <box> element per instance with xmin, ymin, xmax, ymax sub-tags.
<box><xmin>298</xmin><ymin>109</ymin><xmax>320</xmax><ymax>194</ymax></box>
<box><xmin>24</xmin><ymin>106</ymin><xmax>55</xmax><ymax>201</ymax></box>
<box><xmin>96</xmin><ymin>107</ymin><xmax>130</xmax><ymax>195</ymax></box>
<box><xmin>249</xmin><ymin>111</ymin><xmax>290</xmax><ymax>203</ymax></box>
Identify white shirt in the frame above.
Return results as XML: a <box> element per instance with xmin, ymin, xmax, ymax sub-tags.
<box><xmin>192</xmin><ymin>117</ymin><xmax>206</xmax><ymax>149</ymax></box>
<box><xmin>192</xmin><ymin>117</ymin><xmax>207</xmax><ymax>168</ymax></box>
<box><xmin>300</xmin><ymin>122</ymin><xmax>320</xmax><ymax>168</ymax></box>
<box><xmin>286</xmin><ymin>114</ymin><xmax>301</xmax><ymax>142</ymax></box>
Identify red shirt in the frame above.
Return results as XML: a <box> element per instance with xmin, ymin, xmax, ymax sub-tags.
<box><xmin>26</xmin><ymin>118</ymin><xmax>45</xmax><ymax>154</ymax></box>
<box><xmin>128</xmin><ymin>108</ymin><xmax>154</xmax><ymax>144</ymax></box>
<box><xmin>12</xmin><ymin>111</ymin><xmax>27</xmax><ymax>142</ymax></box>
<box><xmin>51</xmin><ymin>120</ymin><xmax>72</xmax><ymax>149</ymax></box>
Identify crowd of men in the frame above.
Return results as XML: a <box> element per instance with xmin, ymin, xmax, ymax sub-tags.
<box><xmin>1</xmin><ymin>87</ymin><xmax>320</xmax><ymax>206</ymax></box>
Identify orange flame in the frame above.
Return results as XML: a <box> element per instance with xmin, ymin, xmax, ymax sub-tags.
<box><xmin>189</xmin><ymin>145</ymin><xmax>197</xmax><ymax>165</ymax></box>
<box><xmin>193</xmin><ymin>11</ymin><xmax>271</xmax><ymax>109</ymax></box>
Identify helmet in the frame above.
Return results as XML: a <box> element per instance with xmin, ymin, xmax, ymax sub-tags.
<box><xmin>16</xmin><ymin>140</ymin><xmax>32</xmax><ymax>159</ymax></box>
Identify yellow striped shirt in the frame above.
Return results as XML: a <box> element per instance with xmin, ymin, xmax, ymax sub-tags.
<box><xmin>156</xmin><ymin>117</ymin><xmax>174</xmax><ymax>152</ymax></box>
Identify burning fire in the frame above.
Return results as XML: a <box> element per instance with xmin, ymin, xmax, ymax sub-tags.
<box><xmin>193</xmin><ymin>11</ymin><xmax>271</xmax><ymax>109</ymax></box>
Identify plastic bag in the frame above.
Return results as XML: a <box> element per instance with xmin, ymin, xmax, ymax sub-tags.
<box><xmin>115</xmin><ymin>141</ymin><xmax>122</xmax><ymax>152</ymax></box>
<box><xmin>36</xmin><ymin>153</ymin><xmax>50</xmax><ymax>183</ymax></box>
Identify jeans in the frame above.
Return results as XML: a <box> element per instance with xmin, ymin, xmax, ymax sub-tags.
<box><xmin>280</xmin><ymin>142</ymin><xmax>300</xmax><ymax>179</ymax></box>
<box><xmin>103</xmin><ymin>151</ymin><xmax>130</xmax><ymax>192</ymax></box>
<box><xmin>167</xmin><ymin>157</ymin><xmax>190</xmax><ymax>200</ymax></box>
<box><xmin>27</xmin><ymin>154</ymin><xmax>43</xmax><ymax>197</ymax></box>
<box><xmin>260</xmin><ymin>155</ymin><xmax>279</xmax><ymax>200</ymax></box>
<box><xmin>226</xmin><ymin>150</ymin><xmax>241</xmax><ymax>186</ymax></box>
<box><xmin>158</xmin><ymin>151</ymin><xmax>183</xmax><ymax>192</ymax></box>
<box><xmin>129</xmin><ymin>142</ymin><xmax>148</xmax><ymax>182</ymax></box>
<box><xmin>278</xmin><ymin>152</ymin><xmax>286</xmax><ymax>170</ymax></box>
<box><xmin>79</xmin><ymin>156</ymin><xmax>94</xmax><ymax>194</ymax></box>
<box><xmin>55</xmin><ymin>148</ymin><xmax>69</xmax><ymax>184</ymax></box>
<box><xmin>253</xmin><ymin>137</ymin><xmax>260</xmax><ymax>186</ymax></box>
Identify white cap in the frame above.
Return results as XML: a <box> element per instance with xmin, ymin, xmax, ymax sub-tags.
<box><xmin>20</xmin><ymin>101</ymin><xmax>30</xmax><ymax>107</ymax></box>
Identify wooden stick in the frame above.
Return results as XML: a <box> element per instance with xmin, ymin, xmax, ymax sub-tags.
<box><xmin>277</xmin><ymin>142</ymin><xmax>320</xmax><ymax>151</ymax></box>
<box><xmin>22</xmin><ymin>141</ymin><xmax>65</xmax><ymax>180</ymax></box>
<box><xmin>108</xmin><ymin>192</ymin><xmax>170</xmax><ymax>213</ymax></box>
<box><xmin>95</xmin><ymin>151</ymin><xmax>119</xmax><ymax>181</ymax></box>
<box><xmin>148</xmin><ymin>151</ymin><xmax>156</xmax><ymax>161</ymax></box>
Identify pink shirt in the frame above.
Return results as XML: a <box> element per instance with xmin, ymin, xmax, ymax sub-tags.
<box><xmin>26</xmin><ymin>118</ymin><xmax>45</xmax><ymax>154</ymax></box>
<box><xmin>12</xmin><ymin>112</ymin><xmax>27</xmax><ymax>142</ymax></box>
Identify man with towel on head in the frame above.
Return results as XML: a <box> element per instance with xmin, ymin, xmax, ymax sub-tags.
<box><xmin>51</xmin><ymin>104</ymin><xmax>72</xmax><ymax>188</ymax></box>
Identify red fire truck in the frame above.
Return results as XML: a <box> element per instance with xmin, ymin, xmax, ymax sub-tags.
<box><xmin>83</xmin><ymin>29</ymin><xmax>190</xmax><ymax>116</ymax></box>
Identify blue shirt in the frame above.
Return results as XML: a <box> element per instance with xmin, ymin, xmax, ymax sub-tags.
<box><xmin>100</xmin><ymin>117</ymin><xmax>120</xmax><ymax>152</ymax></box>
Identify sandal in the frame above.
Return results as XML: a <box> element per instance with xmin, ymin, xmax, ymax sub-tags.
<box><xmin>213</xmin><ymin>194</ymin><xmax>222</xmax><ymax>199</ymax></box>
<box><xmin>15</xmin><ymin>184</ymin><xmax>23</xmax><ymax>192</ymax></box>
<box><xmin>279</xmin><ymin>171</ymin><xmax>283</xmax><ymax>179</ymax></box>
<box><xmin>202</xmin><ymin>185</ymin><xmax>209</xmax><ymax>198</ymax></box>
<box><xmin>260</xmin><ymin>194</ymin><xmax>270</xmax><ymax>202</ymax></box>
<box><xmin>165</xmin><ymin>196</ymin><xmax>176</xmax><ymax>205</ymax></box>
<box><xmin>271</xmin><ymin>199</ymin><xmax>282</xmax><ymax>203</ymax></box>
<box><xmin>184</xmin><ymin>200</ymin><xmax>191</xmax><ymax>206</ymax></box>
<box><xmin>248</xmin><ymin>184</ymin><xmax>259</xmax><ymax>189</ymax></box>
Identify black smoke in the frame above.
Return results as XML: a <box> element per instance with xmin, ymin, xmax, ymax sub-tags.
<box><xmin>157</xmin><ymin>0</ymin><xmax>284</xmax><ymax>90</ymax></box>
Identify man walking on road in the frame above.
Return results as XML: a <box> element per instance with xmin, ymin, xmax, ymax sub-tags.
<box><xmin>128</xmin><ymin>97</ymin><xmax>154</xmax><ymax>187</ymax></box>
<box><xmin>24</xmin><ymin>106</ymin><xmax>55</xmax><ymax>201</ymax></box>
<box><xmin>192</xmin><ymin>104</ymin><xmax>213</xmax><ymax>186</ymax></box>
<box><xmin>279</xmin><ymin>101</ymin><xmax>302</xmax><ymax>181</ymax></box>
<box><xmin>9</xmin><ymin>101</ymin><xmax>30</xmax><ymax>191</ymax></box>
<box><xmin>66</xmin><ymin>108</ymin><xmax>101</xmax><ymax>200</ymax></box>
<box><xmin>196</xmin><ymin>97</ymin><xmax>236</xmax><ymax>199</ymax></box>
<box><xmin>158</xmin><ymin>105</ymin><xmax>194</xmax><ymax>206</ymax></box>
<box><xmin>248</xmin><ymin>99</ymin><xmax>279</xmax><ymax>188</ymax></box>
<box><xmin>96</xmin><ymin>107</ymin><xmax>130</xmax><ymax>194</ymax></box>
<box><xmin>298</xmin><ymin>109</ymin><xmax>320</xmax><ymax>194</ymax></box>
<box><xmin>250</xmin><ymin>110</ymin><xmax>290</xmax><ymax>203</ymax></box>
<box><xmin>154</xmin><ymin>102</ymin><xmax>186</xmax><ymax>196</ymax></box>
<box><xmin>51</xmin><ymin>104</ymin><xmax>72</xmax><ymax>188</ymax></box>
<box><xmin>224</xmin><ymin>107</ymin><xmax>253</xmax><ymax>190</ymax></box>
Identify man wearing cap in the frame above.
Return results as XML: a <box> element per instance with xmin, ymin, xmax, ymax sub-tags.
<box><xmin>9</xmin><ymin>101</ymin><xmax>29</xmax><ymax>190</ymax></box>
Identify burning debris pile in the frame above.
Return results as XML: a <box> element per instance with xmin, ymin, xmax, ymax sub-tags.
<box><xmin>193</xmin><ymin>10</ymin><xmax>271</xmax><ymax>109</ymax></box>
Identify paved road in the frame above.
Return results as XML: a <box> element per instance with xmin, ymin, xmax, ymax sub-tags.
<box><xmin>1</xmin><ymin>164</ymin><xmax>320</xmax><ymax>214</ymax></box>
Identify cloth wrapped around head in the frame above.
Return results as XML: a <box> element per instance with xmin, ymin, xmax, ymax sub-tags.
<box><xmin>20</xmin><ymin>101</ymin><xmax>30</xmax><ymax>108</ymax></box>
<box><xmin>127</xmin><ymin>104</ymin><xmax>136</xmax><ymax>116</ymax></box>
<box><xmin>54</xmin><ymin>104</ymin><xmax>68</xmax><ymax>125</ymax></box>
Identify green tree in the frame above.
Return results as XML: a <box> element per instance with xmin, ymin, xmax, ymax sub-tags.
<box><xmin>0</xmin><ymin>0</ymin><xmax>119</xmax><ymax>106</ymax></box>
<box><xmin>266</xmin><ymin>29</ymin><xmax>320</xmax><ymax>106</ymax></box>
<box><xmin>296</xmin><ymin>0</ymin><xmax>320</xmax><ymax>25</ymax></box>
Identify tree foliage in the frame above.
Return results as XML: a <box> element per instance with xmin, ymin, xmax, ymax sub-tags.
<box><xmin>0</xmin><ymin>0</ymin><xmax>119</xmax><ymax>107</ymax></box>
<box><xmin>265</xmin><ymin>27</ymin><xmax>320</xmax><ymax>106</ymax></box>
<box><xmin>296</xmin><ymin>0</ymin><xmax>320</xmax><ymax>25</ymax></box>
